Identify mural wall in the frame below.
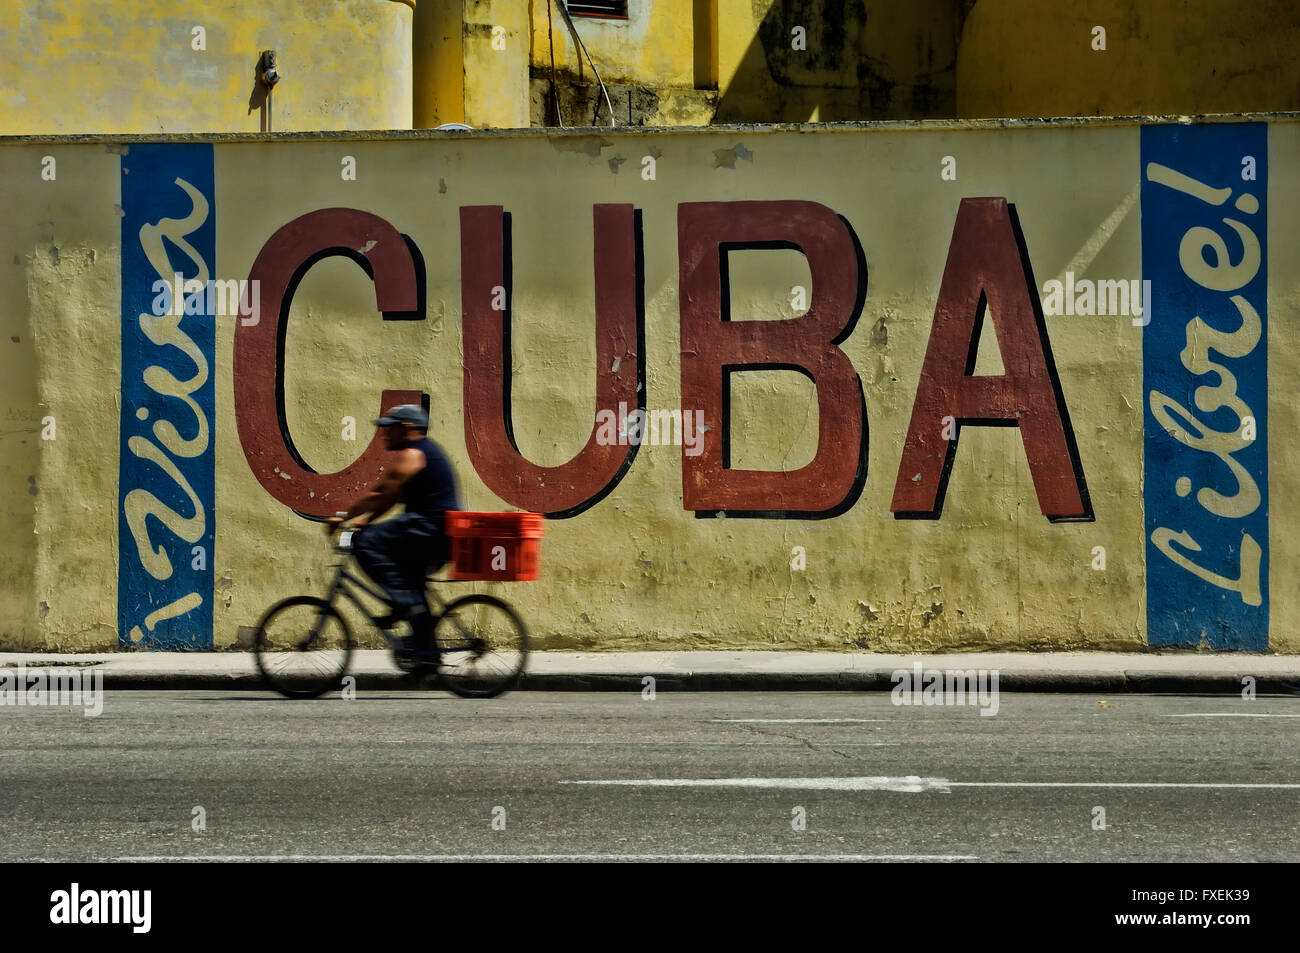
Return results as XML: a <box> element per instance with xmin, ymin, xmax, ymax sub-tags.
<box><xmin>2</xmin><ymin>120</ymin><xmax>1296</xmax><ymax>653</ymax></box>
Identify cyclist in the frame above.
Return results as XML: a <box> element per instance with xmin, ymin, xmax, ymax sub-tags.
<box><xmin>326</xmin><ymin>404</ymin><xmax>461</xmax><ymax>654</ymax></box>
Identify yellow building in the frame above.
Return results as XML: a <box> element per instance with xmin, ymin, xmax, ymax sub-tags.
<box><xmin>5</xmin><ymin>1</ymin><xmax>1300</xmax><ymax>136</ymax></box>
<box><xmin>0</xmin><ymin>0</ymin><xmax>416</xmax><ymax>135</ymax></box>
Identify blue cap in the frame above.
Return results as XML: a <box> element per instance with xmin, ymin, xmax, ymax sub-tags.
<box><xmin>373</xmin><ymin>404</ymin><xmax>429</xmax><ymax>430</ymax></box>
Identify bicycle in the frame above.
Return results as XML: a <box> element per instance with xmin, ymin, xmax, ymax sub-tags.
<box><xmin>252</xmin><ymin>526</ymin><xmax>529</xmax><ymax>700</ymax></box>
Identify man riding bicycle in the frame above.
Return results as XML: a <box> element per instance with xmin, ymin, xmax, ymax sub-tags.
<box><xmin>325</xmin><ymin>404</ymin><xmax>461</xmax><ymax>654</ymax></box>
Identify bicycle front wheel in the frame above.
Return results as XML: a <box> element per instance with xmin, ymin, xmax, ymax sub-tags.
<box><xmin>434</xmin><ymin>594</ymin><xmax>529</xmax><ymax>699</ymax></box>
<box><xmin>253</xmin><ymin>596</ymin><xmax>353</xmax><ymax>699</ymax></box>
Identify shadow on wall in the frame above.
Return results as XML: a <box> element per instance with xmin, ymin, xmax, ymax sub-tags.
<box><xmin>954</xmin><ymin>0</ymin><xmax>1300</xmax><ymax>119</ymax></box>
<box><xmin>714</xmin><ymin>0</ymin><xmax>974</xmax><ymax>123</ymax></box>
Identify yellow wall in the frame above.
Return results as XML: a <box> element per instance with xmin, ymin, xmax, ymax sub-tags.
<box><xmin>12</xmin><ymin>1</ymin><xmax>1296</xmax><ymax>138</ymax></box>
<box><xmin>714</xmin><ymin>0</ymin><xmax>964</xmax><ymax>123</ymax></box>
<box><xmin>414</xmin><ymin>0</ymin><xmax>530</xmax><ymax>128</ymax></box>
<box><xmin>0</xmin><ymin>144</ymin><xmax>122</xmax><ymax>649</ymax></box>
<box><xmin>958</xmin><ymin>0</ymin><xmax>1300</xmax><ymax>118</ymax></box>
<box><xmin>522</xmin><ymin>0</ymin><xmax>1300</xmax><ymax>126</ymax></box>
<box><xmin>525</xmin><ymin>0</ymin><xmax>717</xmax><ymax>126</ymax></box>
<box><xmin>463</xmin><ymin>0</ymin><xmax>530</xmax><ymax>128</ymax></box>
<box><xmin>413</xmin><ymin>0</ymin><xmax>465</xmax><ymax>127</ymax></box>
<box><xmin>0</xmin><ymin>0</ymin><xmax>414</xmax><ymax>135</ymax></box>
<box><xmin>530</xmin><ymin>0</ymin><xmax>698</xmax><ymax>89</ymax></box>
<box><xmin>3</xmin><ymin>121</ymin><xmax>1294</xmax><ymax>654</ymax></box>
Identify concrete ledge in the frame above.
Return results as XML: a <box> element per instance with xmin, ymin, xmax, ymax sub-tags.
<box><xmin>2</xmin><ymin>650</ymin><xmax>1297</xmax><ymax>694</ymax></box>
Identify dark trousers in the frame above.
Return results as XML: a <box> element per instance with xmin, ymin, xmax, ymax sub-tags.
<box><xmin>352</xmin><ymin>513</ymin><xmax>448</xmax><ymax>615</ymax></box>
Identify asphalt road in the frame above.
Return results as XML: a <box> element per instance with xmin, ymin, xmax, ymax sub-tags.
<box><xmin>1</xmin><ymin>690</ymin><xmax>1296</xmax><ymax>862</ymax></box>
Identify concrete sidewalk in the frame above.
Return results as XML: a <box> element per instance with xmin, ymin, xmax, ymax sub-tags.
<box><xmin>2</xmin><ymin>650</ymin><xmax>1299</xmax><ymax>693</ymax></box>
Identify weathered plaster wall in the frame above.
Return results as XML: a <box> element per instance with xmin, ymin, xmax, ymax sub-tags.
<box><xmin>413</xmin><ymin>0</ymin><xmax>466</xmax><ymax>127</ymax></box>
<box><xmin>714</xmin><ymin>0</ymin><xmax>966</xmax><ymax>123</ymax></box>
<box><xmin>1</xmin><ymin>120</ymin><xmax>1293</xmax><ymax>654</ymax></box>
<box><xmin>957</xmin><ymin>0</ymin><xmax>1300</xmax><ymax>119</ymax></box>
<box><xmin>414</xmin><ymin>0</ymin><xmax>531</xmax><ymax>129</ymax></box>
<box><xmin>531</xmin><ymin>0</ymin><xmax>698</xmax><ymax>89</ymax></box>
<box><xmin>419</xmin><ymin>2</ymin><xmax>1300</xmax><ymax>129</ymax></box>
<box><xmin>525</xmin><ymin>0</ymin><xmax>966</xmax><ymax>126</ymax></box>
<box><xmin>0</xmin><ymin>0</ymin><xmax>414</xmax><ymax>135</ymax></box>
<box><xmin>527</xmin><ymin>0</ymin><xmax>719</xmax><ymax>126</ymax></box>
<box><xmin>0</xmin><ymin>144</ymin><xmax>122</xmax><ymax>650</ymax></box>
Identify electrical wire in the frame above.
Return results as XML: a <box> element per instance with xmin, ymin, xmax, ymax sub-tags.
<box><xmin>555</xmin><ymin>0</ymin><xmax>616</xmax><ymax>127</ymax></box>
<box><xmin>547</xmin><ymin>0</ymin><xmax>565</xmax><ymax>127</ymax></box>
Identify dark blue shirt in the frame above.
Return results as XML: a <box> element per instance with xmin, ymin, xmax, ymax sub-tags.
<box><xmin>402</xmin><ymin>437</ymin><xmax>461</xmax><ymax>527</ymax></box>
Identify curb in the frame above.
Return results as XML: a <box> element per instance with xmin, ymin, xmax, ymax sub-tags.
<box><xmin>67</xmin><ymin>670</ymin><xmax>1300</xmax><ymax>694</ymax></box>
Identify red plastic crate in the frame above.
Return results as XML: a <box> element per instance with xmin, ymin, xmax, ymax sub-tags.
<box><xmin>445</xmin><ymin>511</ymin><xmax>545</xmax><ymax>581</ymax></box>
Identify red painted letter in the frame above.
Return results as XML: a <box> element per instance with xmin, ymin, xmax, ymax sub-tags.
<box><xmin>891</xmin><ymin>198</ymin><xmax>1092</xmax><ymax>521</ymax></box>
<box><xmin>679</xmin><ymin>201</ymin><xmax>867</xmax><ymax>516</ymax></box>
<box><xmin>235</xmin><ymin>208</ymin><xmax>424</xmax><ymax>518</ymax></box>
<box><xmin>460</xmin><ymin>205</ymin><xmax>642</xmax><ymax>516</ymax></box>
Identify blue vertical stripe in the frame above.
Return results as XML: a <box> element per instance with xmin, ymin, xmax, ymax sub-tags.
<box><xmin>1141</xmin><ymin>123</ymin><xmax>1268</xmax><ymax>649</ymax></box>
<box><xmin>117</xmin><ymin>144</ymin><xmax>216</xmax><ymax>650</ymax></box>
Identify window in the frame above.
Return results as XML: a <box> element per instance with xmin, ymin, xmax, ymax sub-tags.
<box><xmin>567</xmin><ymin>1</ymin><xmax>629</xmax><ymax>18</ymax></box>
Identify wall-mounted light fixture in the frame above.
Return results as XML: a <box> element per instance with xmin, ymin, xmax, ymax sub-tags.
<box><xmin>258</xmin><ymin>50</ymin><xmax>280</xmax><ymax>88</ymax></box>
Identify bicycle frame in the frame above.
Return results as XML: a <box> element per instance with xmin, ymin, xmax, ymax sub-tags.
<box><xmin>325</xmin><ymin>557</ymin><xmax>454</xmax><ymax>626</ymax></box>
<box><xmin>321</xmin><ymin>545</ymin><xmax>482</xmax><ymax>656</ymax></box>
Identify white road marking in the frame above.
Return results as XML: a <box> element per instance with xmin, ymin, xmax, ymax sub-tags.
<box><xmin>366</xmin><ymin>740</ymin><xmax>900</xmax><ymax>747</ymax></box>
<box><xmin>685</xmin><ymin>742</ymin><xmax>899</xmax><ymax>747</ymax></box>
<box><xmin>562</xmin><ymin>777</ymin><xmax>1300</xmax><ymax>793</ymax></box>
<box><xmin>564</xmin><ymin>776</ymin><xmax>951</xmax><ymax>792</ymax></box>
<box><xmin>114</xmin><ymin>853</ymin><xmax>975</xmax><ymax>862</ymax></box>
<box><xmin>1163</xmin><ymin>713</ymin><xmax>1300</xmax><ymax>718</ymax></box>
<box><xmin>712</xmin><ymin>719</ymin><xmax>889</xmax><ymax>724</ymax></box>
<box><xmin>950</xmin><ymin>782</ymin><xmax>1300</xmax><ymax>789</ymax></box>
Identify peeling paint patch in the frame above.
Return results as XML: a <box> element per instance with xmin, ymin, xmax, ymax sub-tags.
<box><xmin>550</xmin><ymin>136</ymin><xmax>613</xmax><ymax>158</ymax></box>
<box><xmin>858</xmin><ymin>601</ymin><xmax>879</xmax><ymax>621</ymax></box>
<box><xmin>608</xmin><ymin>155</ymin><xmax>627</xmax><ymax>174</ymax></box>
<box><xmin>27</xmin><ymin>475</ymin><xmax>38</xmax><ymax>496</ymax></box>
<box><xmin>872</xmin><ymin>316</ymin><xmax>889</xmax><ymax>346</ymax></box>
<box><xmin>713</xmin><ymin>143</ymin><xmax>754</xmax><ymax>169</ymax></box>
<box><xmin>922</xmin><ymin>602</ymin><xmax>944</xmax><ymax>627</ymax></box>
<box><xmin>39</xmin><ymin>601</ymin><xmax>49</xmax><ymax>618</ymax></box>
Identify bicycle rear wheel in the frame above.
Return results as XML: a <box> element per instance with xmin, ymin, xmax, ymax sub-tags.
<box><xmin>253</xmin><ymin>596</ymin><xmax>353</xmax><ymax>699</ymax></box>
<box><xmin>434</xmin><ymin>594</ymin><xmax>529</xmax><ymax>699</ymax></box>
